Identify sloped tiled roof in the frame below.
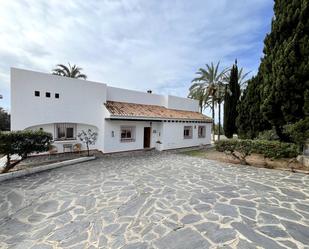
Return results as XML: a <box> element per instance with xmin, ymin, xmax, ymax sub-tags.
<box><xmin>105</xmin><ymin>101</ymin><xmax>212</xmax><ymax>122</ymax></box>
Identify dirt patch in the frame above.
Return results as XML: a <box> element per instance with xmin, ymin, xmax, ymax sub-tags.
<box><xmin>182</xmin><ymin>148</ymin><xmax>308</xmax><ymax>173</ymax></box>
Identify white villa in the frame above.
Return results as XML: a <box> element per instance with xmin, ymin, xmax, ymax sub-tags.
<box><xmin>11</xmin><ymin>68</ymin><xmax>212</xmax><ymax>154</ymax></box>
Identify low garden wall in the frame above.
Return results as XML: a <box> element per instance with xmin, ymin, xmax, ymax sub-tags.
<box><xmin>0</xmin><ymin>156</ymin><xmax>95</xmax><ymax>182</ymax></box>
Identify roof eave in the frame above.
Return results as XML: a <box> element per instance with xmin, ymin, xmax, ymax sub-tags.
<box><xmin>106</xmin><ymin>115</ymin><xmax>212</xmax><ymax>123</ymax></box>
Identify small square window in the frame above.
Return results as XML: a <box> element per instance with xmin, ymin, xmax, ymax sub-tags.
<box><xmin>55</xmin><ymin>93</ymin><xmax>59</xmax><ymax>99</ymax></box>
<box><xmin>34</xmin><ymin>91</ymin><xmax>40</xmax><ymax>97</ymax></box>
<box><xmin>46</xmin><ymin>92</ymin><xmax>51</xmax><ymax>98</ymax></box>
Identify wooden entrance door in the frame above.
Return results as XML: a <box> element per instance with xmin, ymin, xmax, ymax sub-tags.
<box><xmin>143</xmin><ymin>127</ymin><xmax>151</xmax><ymax>148</ymax></box>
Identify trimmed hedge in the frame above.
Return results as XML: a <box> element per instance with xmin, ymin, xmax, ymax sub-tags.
<box><xmin>0</xmin><ymin>130</ymin><xmax>52</xmax><ymax>173</ymax></box>
<box><xmin>215</xmin><ymin>139</ymin><xmax>299</xmax><ymax>159</ymax></box>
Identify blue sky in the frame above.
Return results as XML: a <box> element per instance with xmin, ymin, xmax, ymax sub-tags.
<box><xmin>0</xmin><ymin>0</ymin><xmax>274</xmax><ymax>113</ymax></box>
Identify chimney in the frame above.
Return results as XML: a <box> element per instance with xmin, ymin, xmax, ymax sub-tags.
<box><xmin>147</xmin><ymin>90</ymin><xmax>152</xmax><ymax>94</ymax></box>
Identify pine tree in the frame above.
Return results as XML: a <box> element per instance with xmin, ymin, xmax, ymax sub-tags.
<box><xmin>237</xmin><ymin>75</ymin><xmax>271</xmax><ymax>138</ymax></box>
<box><xmin>224</xmin><ymin>60</ymin><xmax>240</xmax><ymax>138</ymax></box>
<box><xmin>260</xmin><ymin>0</ymin><xmax>309</xmax><ymax>141</ymax></box>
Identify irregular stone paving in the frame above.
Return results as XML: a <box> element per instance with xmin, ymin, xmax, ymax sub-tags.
<box><xmin>0</xmin><ymin>152</ymin><xmax>309</xmax><ymax>249</ymax></box>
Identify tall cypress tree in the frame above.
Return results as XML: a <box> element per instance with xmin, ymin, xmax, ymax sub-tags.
<box><xmin>237</xmin><ymin>75</ymin><xmax>271</xmax><ymax>138</ymax></box>
<box><xmin>224</xmin><ymin>60</ymin><xmax>240</xmax><ymax>138</ymax></box>
<box><xmin>260</xmin><ymin>0</ymin><xmax>309</xmax><ymax>141</ymax></box>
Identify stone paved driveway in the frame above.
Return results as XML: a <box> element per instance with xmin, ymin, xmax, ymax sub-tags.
<box><xmin>0</xmin><ymin>152</ymin><xmax>309</xmax><ymax>249</ymax></box>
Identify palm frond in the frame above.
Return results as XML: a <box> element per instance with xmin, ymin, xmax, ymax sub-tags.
<box><xmin>238</xmin><ymin>68</ymin><xmax>251</xmax><ymax>87</ymax></box>
<box><xmin>189</xmin><ymin>61</ymin><xmax>231</xmax><ymax>113</ymax></box>
<box><xmin>52</xmin><ymin>68</ymin><xmax>64</xmax><ymax>75</ymax></box>
<box><xmin>191</xmin><ymin>76</ymin><xmax>204</xmax><ymax>83</ymax></box>
<box><xmin>76</xmin><ymin>74</ymin><xmax>87</xmax><ymax>79</ymax></box>
<box><xmin>51</xmin><ymin>63</ymin><xmax>87</xmax><ymax>79</ymax></box>
<box><xmin>56</xmin><ymin>64</ymin><xmax>71</xmax><ymax>76</ymax></box>
<box><xmin>214</xmin><ymin>62</ymin><xmax>220</xmax><ymax>80</ymax></box>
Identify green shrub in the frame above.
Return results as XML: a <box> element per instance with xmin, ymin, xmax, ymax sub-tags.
<box><xmin>215</xmin><ymin>139</ymin><xmax>254</xmax><ymax>164</ymax></box>
<box><xmin>252</xmin><ymin>140</ymin><xmax>299</xmax><ymax>158</ymax></box>
<box><xmin>257</xmin><ymin>129</ymin><xmax>280</xmax><ymax>141</ymax></box>
<box><xmin>256</xmin><ymin>119</ymin><xmax>309</xmax><ymax>152</ymax></box>
<box><xmin>284</xmin><ymin>117</ymin><xmax>309</xmax><ymax>149</ymax></box>
<box><xmin>0</xmin><ymin>130</ymin><xmax>52</xmax><ymax>173</ymax></box>
<box><xmin>215</xmin><ymin>139</ymin><xmax>252</xmax><ymax>154</ymax></box>
<box><xmin>215</xmin><ymin>139</ymin><xmax>299</xmax><ymax>164</ymax></box>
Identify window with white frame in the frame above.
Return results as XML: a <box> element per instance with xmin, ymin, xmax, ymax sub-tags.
<box><xmin>184</xmin><ymin>126</ymin><xmax>193</xmax><ymax>139</ymax></box>
<box><xmin>198</xmin><ymin>125</ymin><xmax>206</xmax><ymax>138</ymax></box>
<box><xmin>55</xmin><ymin>123</ymin><xmax>76</xmax><ymax>140</ymax></box>
<box><xmin>121</xmin><ymin>126</ymin><xmax>135</xmax><ymax>142</ymax></box>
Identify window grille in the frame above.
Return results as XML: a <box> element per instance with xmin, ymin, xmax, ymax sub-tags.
<box><xmin>54</xmin><ymin>123</ymin><xmax>76</xmax><ymax>140</ymax></box>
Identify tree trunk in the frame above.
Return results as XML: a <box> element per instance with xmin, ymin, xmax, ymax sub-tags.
<box><xmin>3</xmin><ymin>154</ymin><xmax>11</xmax><ymax>173</ymax></box>
<box><xmin>274</xmin><ymin>124</ymin><xmax>290</xmax><ymax>142</ymax></box>
<box><xmin>87</xmin><ymin>143</ymin><xmax>90</xmax><ymax>156</ymax></box>
<box><xmin>212</xmin><ymin>97</ymin><xmax>215</xmax><ymax>142</ymax></box>
<box><xmin>1</xmin><ymin>155</ymin><xmax>22</xmax><ymax>173</ymax></box>
<box><xmin>218</xmin><ymin>102</ymin><xmax>221</xmax><ymax>141</ymax></box>
<box><xmin>230</xmin><ymin>151</ymin><xmax>249</xmax><ymax>165</ymax></box>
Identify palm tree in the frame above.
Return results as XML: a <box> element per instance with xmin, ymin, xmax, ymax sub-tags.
<box><xmin>190</xmin><ymin>62</ymin><xmax>228</xmax><ymax>141</ymax></box>
<box><xmin>52</xmin><ymin>63</ymin><xmax>87</xmax><ymax>79</ymax></box>
<box><xmin>188</xmin><ymin>83</ymin><xmax>208</xmax><ymax>113</ymax></box>
<box><xmin>214</xmin><ymin>82</ymin><xmax>226</xmax><ymax>140</ymax></box>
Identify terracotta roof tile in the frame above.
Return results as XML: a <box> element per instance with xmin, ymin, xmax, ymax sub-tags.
<box><xmin>105</xmin><ymin>101</ymin><xmax>212</xmax><ymax>122</ymax></box>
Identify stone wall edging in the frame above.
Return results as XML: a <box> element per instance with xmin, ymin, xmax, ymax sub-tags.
<box><xmin>0</xmin><ymin>156</ymin><xmax>96</xmax><ymax>182</ymax></box>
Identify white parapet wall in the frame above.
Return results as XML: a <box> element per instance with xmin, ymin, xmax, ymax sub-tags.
<box><xmin>165</xmin><ymin>95</ymin><xmax>199</xmax><ymax>112</ymax></box>
<box><xmin>11</xmin><ymin>68</ymin><xmax>107</xmax><ymax>130</ymax></box>
<box><xmin>106</xmin><ymin>86</ymin><xmax>166</xmax><ymax>106</ymax></box>
<box><xmin>11</xmin><ymin>68</ymin><xmax>107</xmax><ymax>151</ymax></box>
<box><xmin>106</xmin><ymin>87</ymin><xmax>200</xmax><ymax>113</ymax></box>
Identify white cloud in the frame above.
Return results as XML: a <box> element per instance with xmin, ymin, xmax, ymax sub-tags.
<box><xmin>0</xmin><ymin>0</ymin><xmax>273</xmax><ymax>111</ymax></box>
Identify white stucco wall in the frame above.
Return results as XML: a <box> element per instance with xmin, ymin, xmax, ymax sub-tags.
<box><xmin>104</xmin><ymin>120</ymin><xmax>162</xmax><ymax>153</ymax></box>
<box><xmin>165</xmin><ymin>95</ymin><xmax>199</xmax><ymax>112</ymax></box>
<box><xmin>11</xmin><ymin>68</ymin><xmax>107</xmax><ymax>130</ymax></box>
<box><xmin>11</xmin><ymin>68</ymin><xmax>107</xmax><ymax>151</ymax></box>
<box><xmin>26</xmin><ymin>123</ymin><xmax>55</xmax><ymax>135</ymax></box>
<box><xmin>11</xmin><ymin>67</ymin><xmax>210</xmax><ymax>154</ymax></box>
<box><xmin>106</xmin><ymin>88</ymin><xmax>200</xmax><ymax>112</ymax></box>
<box><xmin>26</xmin><ymin>123</ymin><xmax>98</xmax><ymax>153</ymax></box>
<box><xmin>161</xmin><ymin>122</ymin><xmax>211</xmax><ymax>150</ymax></box>
<box><xmin>107</xmin><ymin>86</ymin><xmax>165</xmax><ymax>106</ymax></box>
